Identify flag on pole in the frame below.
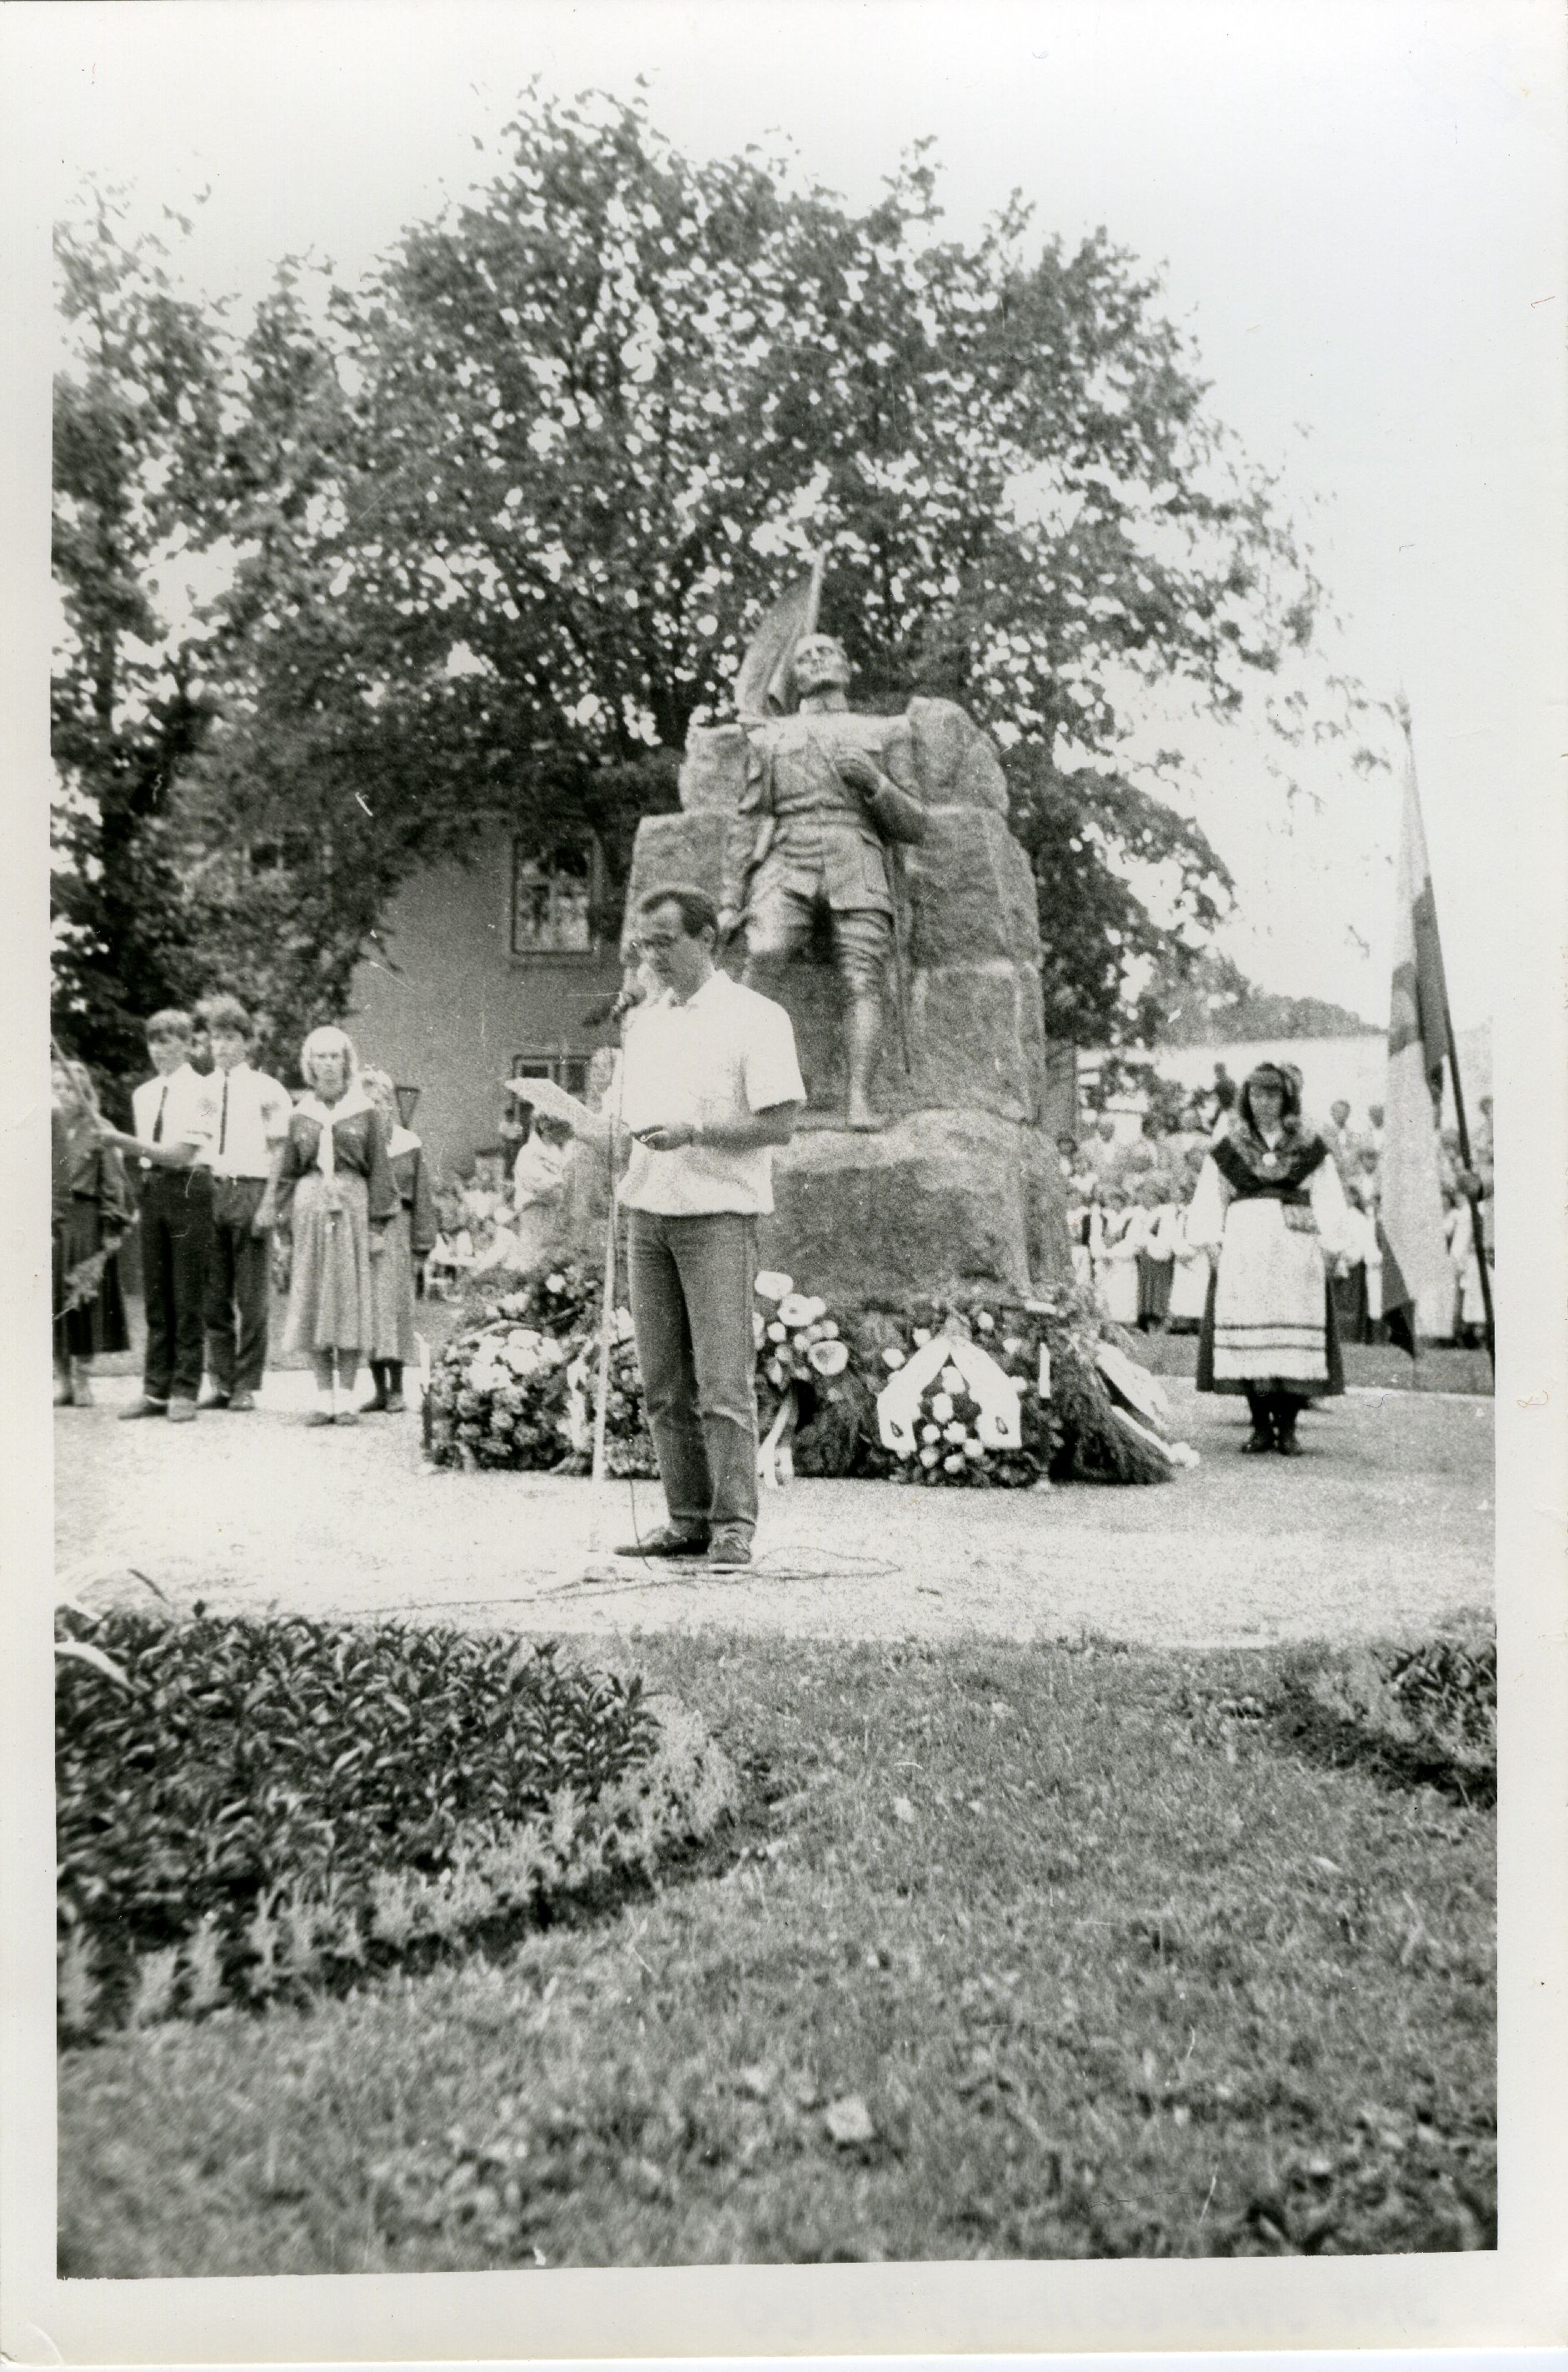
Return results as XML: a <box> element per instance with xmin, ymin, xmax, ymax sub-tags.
<box><xmin>1377</xmin><ymin>715</ymin><xmax>1454</xmax><ymax>1353</ymax></box>
<box><xmin>733</xmin><ymin>556</ymin><xmax>824</xmax><ymax>721</ymax></box>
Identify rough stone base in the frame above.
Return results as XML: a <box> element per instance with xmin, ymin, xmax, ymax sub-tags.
<box><xmin>760</xmin><ymin>1110</ymin><xmax>1036</xmax><ymax>1305</ymax></box>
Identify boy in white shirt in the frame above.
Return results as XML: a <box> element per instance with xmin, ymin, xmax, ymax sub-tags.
<box><xmin>96</xmin><ymin>1008</ymin><xmax>219</xmax><ymax>1421</ymax></box>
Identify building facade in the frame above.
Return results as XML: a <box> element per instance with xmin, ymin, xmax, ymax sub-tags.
<box><xmin>348</xmin><ymin>822</ymin><xmax>620</xmax><ymax>1180</ymax></box>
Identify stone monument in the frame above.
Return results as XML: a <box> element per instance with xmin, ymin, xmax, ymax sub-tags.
<box><xmin>611</xmin><ymin>576</ymin><xmax>1071</xmax><ymax>1306</ymax></box>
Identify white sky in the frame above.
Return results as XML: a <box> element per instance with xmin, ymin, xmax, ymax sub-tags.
<box><xmin>12</xmin><ymin>0</ymin><xmax>1566</xmax><ymax>1029</ymax></box>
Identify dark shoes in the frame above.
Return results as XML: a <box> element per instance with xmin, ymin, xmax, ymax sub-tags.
<box><xmin>119</xmin><ymin>1398</ymin><xmax>168</xmax><ymax>1421</ymax></box>
<box><xmin>228</xmin><ymin>1390</ymin><xmax>256</xmax><ymax>1413</ymax></box>
<box><xmin>706</xmin><ymin>1530</ymin><xmax>754</xmax><ymax>1572</ymax></box>
<box><xmin>200</xmin><ymin>1392</ymin><xmax>232</xmax><ymax>1411</ymax></box>
<box><xmin>1240</xmin><ymin>1431</ymin><xmax>1274</xmax><ymax>1454</ymax></box>
<box><xmin>614</xmin><ymin>1524</ymin><xmax>709</xmax><ymax>1560</ymax></box>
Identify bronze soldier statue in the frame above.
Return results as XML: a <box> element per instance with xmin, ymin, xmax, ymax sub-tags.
<box><xmin>719</xmin><ymin>632</ymin><xmax>925</xmax><ymax>1130</ymax></box>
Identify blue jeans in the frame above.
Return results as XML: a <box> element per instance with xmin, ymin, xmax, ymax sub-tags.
<box><xmin>626</xmin><ymin>1209</ymin><xmax>759</xmax><ymax>1539</ymax></box>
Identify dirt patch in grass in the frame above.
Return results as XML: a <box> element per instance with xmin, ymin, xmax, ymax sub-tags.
<box><xmin>58</xmin><ymin>1633</ymin><xmax>1495</xmax><ymax>2273</ymax></box>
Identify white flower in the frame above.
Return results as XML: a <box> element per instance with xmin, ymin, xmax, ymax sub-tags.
<box><xmin>753</xmin><ymin>1311</ymin><xmax>766</xmax><ymax>1349</ymax></box>
<box><xmin>767</xmin><ymin>1361</ymin><xmax>785</xmax><ymax>1387</ymax></box>
<box><xmin>778</xmin><ymin>1293</ymin><xmax>815</xmax><ymax>1330</ymax></box>
<box><xmin>1003</xmin><ymin>1336</ymin><xmax>1024</xmax><ymax>1357</ymax></box>
<box><xmin>921</xmin><ymin>1423</ymin><xmax>941</xmax><ymax>1446</ymax></box>
<box><xmin>818</xmin><ymin>1318</ymin><xmax>840</xmax><ymax>1340</ymax></box>
<box><xmin>802</xmin><ymin>1296</ymin><xmax>827</xmax><ymax>1322</ymax></box>
<box><xmin>913</xmin><ymin>1327</ymin><xmax>932</xmax><ymax>1346</ymax></box>
<box><xmin>754</xmin><ymin>1270</ymin><xmax>793</xmax><ymax>1302</ymax></box>
<box><xmin>944</xmin><ymin>1422</ymin><xmax>968</xmax><ymax>1446</ymax></box>
<box><xmin>975</xmin><ymin>1311</ymin><xmax>995</xmax><ymax>1333</ymax></box>
<box><xmin>808</xmin><ymin>1338</ymin><xmax>849</xmax><ymax>1377</ymax></box>
<box><xmin>940</xmin><ymin>1364</ymin><xmax>964</xmax><ymax>1396</ymax></box>
<box><xmin>919</xmin><ymin>1446</ymin><xmax>939</xmax><ymax>1468</ymax></box>
<box><xmin>767</xmin><ymin>1321</ymin><xmax>787</xmax><ymax>1343</ymax></box>
<box><xmin>930</xmin><ymin>1392</ymin><xmax>954</xmax><ymax>1423</ymax></box>
<box><xmin>943</xmin><ymin>1452</ymin><xmax>965</xmax><ymax>1475</ymax></box>
<box><xmin>545</xmin><ymin>1272</ymin><xmax>566</xmax><ymax>1292</ymax></box>
<box><xmin>964</xmin><ymin>1438</ymin><xmax>984</xmax><ymax>1461</ymax></box>
<box><xmin>882</xmin><ymin>1346</ymin><xmax>905</xmax><ymax>1369</ymax></box>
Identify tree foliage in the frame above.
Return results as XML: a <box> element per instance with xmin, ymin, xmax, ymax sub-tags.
<box><xmin>53</xmin><ymin>91</ymin><xmax>1379</xmax><ymax>1082</ymax></box>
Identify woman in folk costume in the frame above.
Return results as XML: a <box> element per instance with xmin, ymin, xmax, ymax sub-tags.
<box><xmin>51</xmin><ymin>1056</ymin><xmax>133</xmax><ymax>1406</ymax></box>
<box><xmin>260</xmin><ymin>1027</ymin><xmax>400</xmax><ymax>1427</ymax></box>
<box><xmin>358</xmin><ymin>1069</ymin><xmax>437</xmax><ymax>1414</ymax></box>
<box><xmin>1095</xmin><ymin>1185</ymin><xmax>1144</xmax><ymax>1328</ymax></box>
<box><xmin>1186</xmin><ymin>1061</ymin><xmax>1351</xmax><ymax>1455</ymax></box>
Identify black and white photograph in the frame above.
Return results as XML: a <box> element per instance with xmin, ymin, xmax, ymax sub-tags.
<box><xmin>3</xmin><ymin>0</ymin><xmax>1565</xmax><ymax>2358</ymax></box>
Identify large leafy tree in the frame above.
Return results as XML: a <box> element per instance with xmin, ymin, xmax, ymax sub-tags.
<box><xmin>58</xmin><ymin>90</ymin><xmax>1378</xmax><ymax>1076</ymax></box>
<box><xmin>51</xmin><ymin>191</ymin><xmax>234</xmax><ymax>1082</ymax></box>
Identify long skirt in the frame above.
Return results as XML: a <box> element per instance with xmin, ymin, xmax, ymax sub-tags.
<box><xmin>368</xmin><ymin>1206</ymin><xmax>418</xmax><ymax>1363</ymax></box>
<box><xmin>1137</xmin><ymin>1253</ymin><xmax>1174</xmax><ymax>1326</ymax></box>
<box><xmin>283</xmin><ymin>1171</ymin><xmax>373</xmax><ymax>1357</ymax></box>
<box><xmin>53</xmin><ymin>1201</ymin><xmax>129</xmax><ymax>1362</ymax></box>
<box><xmin>1168</xmin><ymin>1251</ymin><xmax>1210</xmax><ymax>1330</ymax></box>
<box><xmin>1097</xmin><ymin>1252</ymin><xmax>1141</xmax><ymax>1327</ymax></box>
<box><xmin>1196</xmin><ymin>1199</ymin><xmax>1344</xmax><ymax>1397</ymax></box>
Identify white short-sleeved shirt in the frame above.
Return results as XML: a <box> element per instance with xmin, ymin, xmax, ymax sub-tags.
<box><xmin>203</xmin><ymin>1062</ymin><xmax>293</xmax><ymax>1180</ymax></box>
<box><xmin>618</xmin><ymin>970</ymin><xmax>805</xmax><ymax>1217</ymax></box>
<box><xmin>131</xmin><ymin>1064</ymin><xmax>219</xmax><ymax>1168</ymax></box>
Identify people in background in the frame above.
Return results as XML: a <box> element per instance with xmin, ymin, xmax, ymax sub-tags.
<box><xmin>258</xmin><ymin>1026</ymin><xmax>399</xmax><ymax>1427</ymax></box>
<box><xmin>465</xmin><ymin>1188</ymin><xmax>523</xmax><ymax>1276</ymax></box>
<box><xmin>199</xmin><ymin>995</ymin><xmax>293</xmax><ymax>1412</ymax></box>
<box><xmin>95</xmin><ymin>1008</ymin><xmax>219</xmax><ymax>1423</ymax></box>
<box><xmin>1186</xmin><ymin>1061</ymin><xmax>1350</xmax><ymax>1456</ymax></box>
<box><xmin>51</xmin><ymin>1056</ymin><xmax>133</xmax><ymax>1407</ymax></box>
<box><xmin>359</xmin><ymin>1068</ymin><xmax>437</xmax><ymax>1414</ymax></box>
<box><xmin>424</xmin><ymin>1185</ymin><xmax>473</xmax><ymax>1298</ymax></box>
<box><xmin>510</xmin><ymin>1110</ymin><xmax>573</xmax><ymax>1270</ymax></box>
<box><xmin>1132</xmin><ymin>1171</ymin><xmax>1177</xmax><ymax>1334</ymax></box>
<box><xmin>1095</xmin><ymin>1182</ymin><xmax>1143</xmax><ymax>1328</ymax></box>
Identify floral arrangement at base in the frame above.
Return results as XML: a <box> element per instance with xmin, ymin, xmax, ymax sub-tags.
<box><xmin>426</xmin><ymin>1264</ymin><xmax>1180</xmax><ymax>1487</ymax></box>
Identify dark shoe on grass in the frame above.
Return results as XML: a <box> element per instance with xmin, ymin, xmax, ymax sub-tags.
<box><xmin>706</xmin><ymin>1529</ymin><xmax>754</xmax><ymax>1572</ymax></box>
<box><xmin>614</xmin><ymin>1524</ymin><xmax>709</xmax><ymax>1560</ymax></box>
<box><xmin>199</xmin><ymin>1392</ymin><xmax>231</xmax><ymax>1411</ymax></box>
<box><xmin>1240</xmin><ymin>1430</ymin><xmax>1273</xmax><ymax>1455</ymax></box>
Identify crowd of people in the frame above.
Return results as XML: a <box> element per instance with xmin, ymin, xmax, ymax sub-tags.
<box><xmin>52</xmin><ymin>999</ymin><xmax>436</xmax><ymax>1426</ymax></box>
<box><xmin>1057</xmin><ymin>1065</ymin><xmax>1495</xmax><ymax>1353</ymax></box>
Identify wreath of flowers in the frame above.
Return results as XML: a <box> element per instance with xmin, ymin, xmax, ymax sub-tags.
<box><xmin>426</xmin><ymin>1266</ymin><xmax>1178</xmax><ymax>1487</ymax></box>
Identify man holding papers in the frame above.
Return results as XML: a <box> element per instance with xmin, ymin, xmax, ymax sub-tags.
<box><xmin>520</xmin><ymin>885</ymin><xmax>805</xmax><ymax>1572</ymax></box>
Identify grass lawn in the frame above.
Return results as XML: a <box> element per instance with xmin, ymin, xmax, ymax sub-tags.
<box><xmin>58</xmin><ymin>1632</ymin><xmax>1495</xmax><ymax>2272</ymax></box>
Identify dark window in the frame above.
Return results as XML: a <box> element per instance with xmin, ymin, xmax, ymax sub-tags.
<box><xmin>511</xmin><ymin>839</ymin><xmax>605</xmax><ymax>955</ymax></box>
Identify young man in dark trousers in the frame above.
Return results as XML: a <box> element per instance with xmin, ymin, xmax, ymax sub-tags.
<box><xmin>97</xmin><ymin>1009</ymin><xmax>219</xmax><ymax>1422</ymax></box>
<box><xmin>199</xmin><ymin>996</ymin><xmax>293</xmax><ymax>1411</ymax></box>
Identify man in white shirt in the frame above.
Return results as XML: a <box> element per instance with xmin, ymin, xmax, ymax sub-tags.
<box><xmin>525</xmin><ymin>885</ymin><xmax>805</xmax><ymax>1572</ymax></box>
<box><xmin>199</xmin><ymin>995</ymin><xmax>293</xmax><ymax>1410</ymax></box>
<box><xmin>97</xmin><ymin>1008</ymin><xmax>220</xmax><ymax>1421</ymax></box>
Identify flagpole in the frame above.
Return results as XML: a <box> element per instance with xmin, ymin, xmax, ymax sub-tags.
<box><xmin>1397</xmin><ymin>705</ymin><xmax>1495</xmax><ymax>1375</ymax></box>
<box><xmin>1442</xmin><ymin>1006</ymin><xmax>1495</xmax><ymax>1373</ymax></box>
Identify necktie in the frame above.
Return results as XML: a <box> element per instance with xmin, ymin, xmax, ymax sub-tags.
<box><xmin>218</xmin><ymin>1073</ymin><xmax>229</xmax><ymax>1159</ymax></box>
<box><xmin>152</xmin><ymin>1084</ymin><xmax>168</xmax><ymax>1145</ymax></box>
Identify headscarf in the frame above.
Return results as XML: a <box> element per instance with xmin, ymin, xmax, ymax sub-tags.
<box><xmin>1236</xmin><ymin>1061</ymin><xmax>1300</xmax><ymax>1140</ymax></box>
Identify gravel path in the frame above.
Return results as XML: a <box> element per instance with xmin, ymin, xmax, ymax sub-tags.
<box><xmin>55</xmin><ymin>1368</ymin><xmax>1492</xmax><ymax>1649</ymax></box>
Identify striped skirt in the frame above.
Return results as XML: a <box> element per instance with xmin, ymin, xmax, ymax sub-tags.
<box><xmin>1196</xmin><ymin>1197</ymin><xmax>1344</xmax><ymax>1397</ymax></box>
